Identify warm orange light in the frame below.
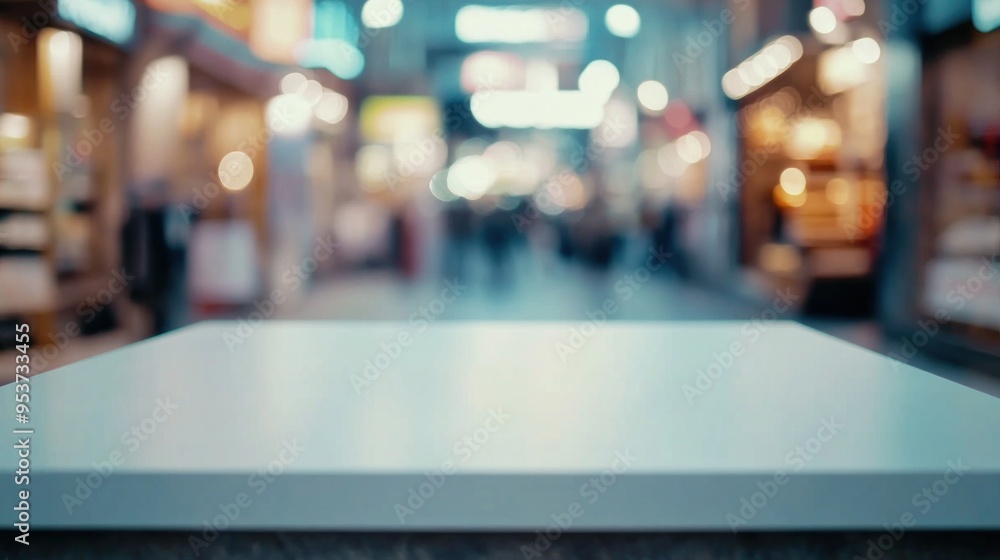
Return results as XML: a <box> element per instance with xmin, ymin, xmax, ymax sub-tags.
<box><xmin>218</xmin><ymin>151</ymin><xmax>254</xmax><ymax>191</ymax></box>
<box><xmin>779</xmin><ymin>168</ymin><xmax>807</xmax><ymax>195</ymax></box>
<box><xmin>249</xmin><ymin>0</ymin><xmax>312</xmax><ymax>64</ymax></box>
<box><xmin>148</xmin><ymin>0</ymin><xmax>253</xmax><ymax>36</ymax></box>
<box><xmin>826</xmin><ymin>178</ymin><xmax>851</xmax><ymax>205</ymax></box>
<box><xmin>774</xmin><ymin>184</ymin><xmax>807</xmax><ymax>208</ymax></box>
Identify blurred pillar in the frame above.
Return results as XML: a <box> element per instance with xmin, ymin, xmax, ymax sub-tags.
<box><xmin>249</xmin><ymin>0</ymin><xmax>311</xmax><ymax>65</ymax></box>
<box><xmin>264</xmin><ymin>95</ymin><xmax>314</xmax><ymax>303</ymax></box>
<box><xmin>128</xmin><ymin>56</ymin><xmax>189</xmax><ymax>190</ymax></box>
<box><xmin>116</xmin><ymin>25</ymin><xmax>196</xmax><ymax>334</ymax></box>
<box><xmin>121</xmin><ymin>24</ymin><xmax>195</xmax><ymax>201</ymax></box>
<box><xmin>877</xmin><ymin>0</ymin><xmax>925</xmax><ymax>334</ymax></box>
<box><xmin>683</xmin><ymin>0</ymin><xmax>742</xmax><ymax>282</ymax></box>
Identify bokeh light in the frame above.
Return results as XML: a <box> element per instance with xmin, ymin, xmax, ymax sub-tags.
<box><xmin>218</xmin><ymin>151</ymin><xmax>254</xmax><ymax>191</ymax></box>
<box><xmin>637</xmin><ymin>80</ymin><xmax>669</xmax><ymax>113</ymax></box>
<box><xmin>852</xmin><ymin>38</ymin><xmax>881</xmax><ymax>64</ymax></box>
<box><xmin>780</xmin><ymin>167</ymin><xmax>807</xmax><ymax>196</ymax></box>
<box><xmin>809</xmin><ymin>7</ymin><xmax>837</xmax><ymax>34</ymax></box>
<box><xmin>361</xmin><ymin>0</ymin><xmax>403</xmax><ymax>29</ymax></box>
<box><xmin>605</xmin><ymin>4</ymin><xmax>641</xmax><ymax>38</ymax></box>
<box><xmin>578</xmin><ymin>59</ymin><xmax>620</xmax><ymax>100</ymax></box>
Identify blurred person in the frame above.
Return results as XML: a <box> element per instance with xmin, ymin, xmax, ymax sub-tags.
<box><xmin>555</xmin><ymin>213</ymin><xmax>577</xmax><ymax>261</ymax></box>
<box><xmin>577</xmin><ymin>196</ymin><xmax>621</xmax><ymax>270</ymax></box>
<box><xmin>390</xmin><ymin>204</ymin><xmax>421</xmax><ymax>279</ymax></box>
<box><xmin>656</xmin><ymin>203</ymin><xmax>688</xmax><ymax>278</ymax></box>
<box><xmin>507</xmin><ymin>197</ymin><xmax>532</xmax><ymax>248</ymax></box>
<box><xmin>481</xmin><ymin>205</ymin><xmax>516</xmax><ymax>287</ymax></box>
<box><xmin>770</xmin><ymin>198</ymin><xmax>790</xmax><ymax>244</ymax></box>
<box><xmin>121</xmin><ymin>185</ymin><xmax>188</xmax><ymax>335</ymax></box>
<box><xmin>442</xmin><ymin>198</ymin><xmax>475</xmax><ymax>281</ymax></box>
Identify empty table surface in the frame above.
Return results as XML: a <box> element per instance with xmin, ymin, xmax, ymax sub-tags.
<box><xmin>3</xmin><ymin>321</ymin><xmax>999</xmax><ymax>530</ymax></box>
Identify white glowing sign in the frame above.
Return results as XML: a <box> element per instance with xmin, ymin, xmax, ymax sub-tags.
<box><xmin>456</xmin><ymin>5</ymin><xmax>587</xmax><ymax>43</ymax></box>
<box><xmin>58</xmin><ymin>0</ymin><xmax>136</xmax><ymax>44</ymax></box>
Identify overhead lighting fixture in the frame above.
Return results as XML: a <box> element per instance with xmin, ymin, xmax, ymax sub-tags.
<box><xmin>470</xmin><ymin>90</ymin><xmax>605</xmax><ymax>129</ymax></box>
<box><xmin>722</xmin><ymin>36</ymin><xmax>803</xmax><ymax>100</ymax></box>
<box><xmin>455</xmin><ymin>5</ymin><xmax>587</xmax><ymax>44</ymax></box>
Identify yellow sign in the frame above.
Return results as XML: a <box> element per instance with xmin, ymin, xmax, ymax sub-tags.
<box><xmin>145</xmin><ymin>0</ymin><xmax>253</xmax><ymax>39</ymax></box>
<box><xmin>359</xmin><ymin>97</ymin><xmax>441</xmax><ymax>143</ymax></box>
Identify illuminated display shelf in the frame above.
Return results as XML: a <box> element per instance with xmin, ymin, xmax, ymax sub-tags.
<box><xmin>2</xmin><ymin>321</ymin><xmax>999</xmax><ymax>530</ymax></box>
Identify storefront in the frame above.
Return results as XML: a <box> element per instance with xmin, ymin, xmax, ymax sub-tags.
<box><xmin>0</xmin><ymin>0</ymin><xmax>138</xmax><ymax>348</ymax></box>
<box><xmin>882</xmin><ymin>0</ymin><xmax>1000</xmax><ymax>367</ymax></box>
<box><xmin>720</xmin><ymin>2</ymin><xmax>888</xmax><ymax>316</ymax></box>
<box><xmin>133</xmin><ymin>0</ymin><xmax>353</xmax><ymax>319</ymax></box>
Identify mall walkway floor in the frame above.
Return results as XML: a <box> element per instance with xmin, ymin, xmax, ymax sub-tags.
<box><xmin>4</xmin><ymin>248</ymin><xmax>998</xmax><ymax>398</ymax></box>
<box><xmin>271</xmin><ymin>250</ymin><xmax>1000</xmax><ymax>399</ymax></box>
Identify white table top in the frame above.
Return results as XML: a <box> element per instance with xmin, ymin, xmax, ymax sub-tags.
<box><xmin>3</xmin><ymin>321</ymin><xmax>999</xmax><ymax>530</ymax></box>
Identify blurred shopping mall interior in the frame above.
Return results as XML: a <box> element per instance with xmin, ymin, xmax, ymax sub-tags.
<box><xmin>0</xmin><ymin>0</ymin><xmax>997</xmax><ymax>388</ymax></box>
